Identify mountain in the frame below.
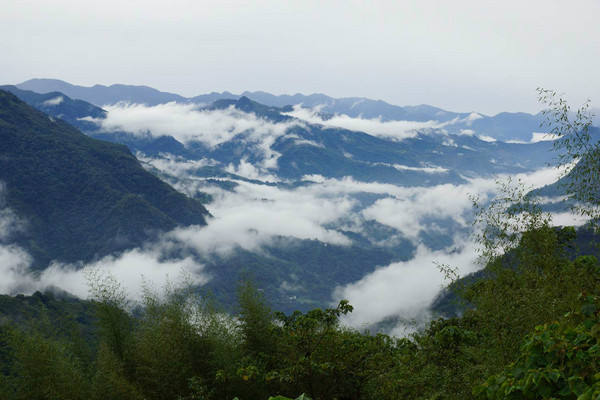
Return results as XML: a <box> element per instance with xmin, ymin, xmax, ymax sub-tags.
<box><xmin>0</xmin><ymin>89</ymin><xmax>209</xmax><ymax>269</ymax></box>
<box><xmin>16</xmin><ymin>78</ymin><xmax>187</xmax><ymax>106</ymax></box>
<box><xmin>14</xmin><ymin>78</ymin><xmax>560</xmax><ymax>142</ymax></box>
<box><xmin>5</xmin><ymin>86</ymin><xmax>558</xmax><ymax>188</ymax></box>
<box><xmin>0</xmin><ymin>85</ymin><xmax>106</xmax><ymax>132</ymax></box>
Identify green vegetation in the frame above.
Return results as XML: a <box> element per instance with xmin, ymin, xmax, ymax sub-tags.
<box><xmin>1</xmin><ymin>220</ymin><xmax>600</xmax><ymax>399</ymax></box>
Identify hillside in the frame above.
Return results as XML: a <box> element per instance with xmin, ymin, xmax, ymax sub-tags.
<box><xmin>0</xmin><ymin>89</ymin><xmax>209</xmax><ymax>268</ymax></box>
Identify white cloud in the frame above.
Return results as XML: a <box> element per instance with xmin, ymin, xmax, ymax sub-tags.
<box><xmin>0</xmin><ymin>183</ymin><xmax>27</xmax><ymax>241</ymax></box>
<box><xmin>284</xmin><ymin>106</ymin><xmax>432</xmax><ymax>140</ymax></box>
<box><xmin>0</xmin><ymin>205</ymin><xmax>26</xmax><ymax>242</ymax></box>
<box><xmin>531</xmin><ymin>132</ymin><xmax>561</xmax><ymax>143</ymax></box>
<box><xmin>392</xmin><ymin>164</ymin><xmax>448</xmax><ymax>173</ymax></box>
<box><xmin>465</xmin><ymin>112</ymin><xmax>484</xmax><ymax>123</ymax></box>
<box><xmin>224</xmin><ymin>160</ymin><xmax>280</xmax><ymax>182</ymax></box>
<box><xmin>95</xmin><ymin>102</ymin><xmax>302</xmax><ymax>174</ymax></box>
<box><xmin>40</xmin><ymin>249</ymin><xmax>208</xmax><ymax>300</ymax></box>
<box><xmin>0</xmin><ymin>243</ymin><xmax>208</xmax><ymax>301</ymax></box>
<box><xmin>137</xmin><ymin>153</ymin><xmax>214</xmax><ymax>177</ymax></box>
<box><xmin>550</xmin><ymin>211</ymin><xmax>588</xmax><ymax>227</ymax></box>
<box><xmin>167</xmin><ymin>179</ymin><xmax>354</xmax><ymax>255</ymax></box>
<box><xmin>478</xmin><ymin>134</ymin><xmax>497</xmax><ymax>142</ymax></box>
<box><xmin>359</xmin><ymin>178</ymin><xmax>494</xmax><ymax>241</ymax></box>
<box><xmin>282</xmin><ymin>133</ymin><xmax>324</xmax><ymax>148</ymax></box>
<box><xmin>42</xmin><ymin>96</ymin><xmax>64</xmax><ymax>106</ymax></box>
<box><xmin>0</xmin><ymin>145</ymin><xmax>571</xmax><ymax>333</ymax></box>
<box><xmin>150</xmin><ymin>160</ymin><xmax>564</xmax><ymax>265</ymax></box>
<box><xmin>0</xmin><ymin>181</ymin><xmax>208</xmax><ymax>299</ymax></box>
<box><xmin>98</xmin><ymin>102</ymin><xmax>300</xmax><ymax>148</ymax></box>
<box><xmin>0</xmin><ymin>244</ymin><xmax>35</xmax><ymax>294</ymax></box>
<box><xmin>334</xmin><ymin>239</ymin><xmax>480</xmax><ymax>332</ymax></box>
<box><xmin>328</xmin><ymin>166</ymin><xmax>567</xmax><ymax>332</ymax></box>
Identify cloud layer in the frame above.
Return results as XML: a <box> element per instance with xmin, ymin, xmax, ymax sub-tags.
<box><xmin>284</xmin><ymin>106</ymin><xmax>434</xmax><ymax>140</ymax></box>
<box><xmin>99</xmin><ymin>102</ymin><xmax>299</xmax><ymax>148</ymax></box>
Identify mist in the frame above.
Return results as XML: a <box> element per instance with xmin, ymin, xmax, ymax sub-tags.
<box><xmin>98</xmin><ymin>102</ymin><xmax>301</xmax><ymax>148</ymax></box>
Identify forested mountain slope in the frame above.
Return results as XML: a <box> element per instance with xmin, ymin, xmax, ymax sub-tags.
<box><xmin>0</xmin><ymin>90</ymin><xmax>208</xmax><ymax>268</ymax></box>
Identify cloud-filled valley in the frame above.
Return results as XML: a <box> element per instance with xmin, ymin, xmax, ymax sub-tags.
<box><xmin>0</xmin><ymin>87</ymin><xmax>589</xmax><ymax>334</ymax></box>
<box><xmin>1</xmin><ymin>157</ymin><xmax>571</xmax><ymax>333</ymax></box>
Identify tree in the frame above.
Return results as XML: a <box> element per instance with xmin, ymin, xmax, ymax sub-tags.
<box><xmin>86</xmin><ymin>269</ymin><xmax>134</xmax><ymax>364</ymax></box>
<box><xmin>470</xmin><ymin>92</ymin><xmax>600</xmax><ymax>399</ymax></box>
<box><xmin>537</xmin><ymin>88</ymin><xmax>599</xmax><ymax>228</ymax></box>
<box><xmin>133</xmin><ymin>278</ymin><xmax>215</xmax><ymax>400</ymax></box>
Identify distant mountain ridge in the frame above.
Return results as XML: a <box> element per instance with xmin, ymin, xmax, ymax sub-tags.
<box><xmin>14</xmin><ymin>78</ymin><xmax>573</xmax><ymax>142</ymax></box>
<box><xmin>4</xmin><ymin>87</ymin><xmax>556</xmax><ymax>187</ymax></box>
<box><xmin>15</xmin><ymin>78</ymin><xmax>188</xmax><ymax>106</ymax></box>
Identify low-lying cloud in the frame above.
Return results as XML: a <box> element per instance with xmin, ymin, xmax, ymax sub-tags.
<box><xmin>97</xmin><ymin>102</ymin><xmax>300</xmax><ymax>148</ymax></box>
<box><xmin>284</xmin><ymin>107</ymin><xmax>493</xmax><ymax>142</ymax></box>
<box><xmin>1</xmin><ymin>178</ymin><xmax>208</xmax><ymax>300</ymax></box>
<box><xmin>42</xmin><ymin>96</ymin><xmax>64</xmax><ymax>106</ymax></box>
<box><xmin>284</xmin><ymin>106</ymin><xmax>432</xmax><ymax>140</ymax></box>
<box><xmin>0</xmin><ymin>244</ymin><xmax>35</xmax><ymax>295</ymax></box>
<box><xmin>167</xmin><ymin>179</ymin><xmax>355</xmax><ymax>255</ymax></box>
<box><xmin>40</xmin><ymin>249</ymin><xmax>208</xmax><ymax>300</ymax></box>
<box><xmin>531</xmin><ymin>132</ymin><xmax>561</xmax><ymax>143</ymax></box>
<box><xmin>334</xmin><ymin>240</ymin><xmax>480</xmax><ymax>335</ymax></box>
<box><xmin>0</xmin><ymin>244</ymin><xmax>208</xmax><ymax>302</ymax></box>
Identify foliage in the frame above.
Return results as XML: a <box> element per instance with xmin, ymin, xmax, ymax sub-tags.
<box><xmin>7</xmin><ymin>326</ymin><xmax>92</xmax><ymax>399</ymax></box>
<box><xmin>87</xmin><ymin>269</ymin><xmax>133</xmax><ymax>363</ymax></box>
<box><xmin>538</xmin><ymin>88</ymin><xmax>599</xmax><ymax>228</ymax></box>
<box><xmin>475</xmin><ymin>293</ymin><xmax>600</xmax><ymax>399</ymax></box>
<box><xmin>470</xmin><ymin>177</ymin><xmax>551</xmax><ymax>264</ymax></box>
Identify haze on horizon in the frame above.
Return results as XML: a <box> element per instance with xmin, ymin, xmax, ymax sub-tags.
<box><xmin>2</xmin><ymin>0</ymin><xmax>599</xmax><ymax>116</ymax></box>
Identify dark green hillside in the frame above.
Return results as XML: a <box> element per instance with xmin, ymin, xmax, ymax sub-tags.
<box><xmin>0</xmin><ymin>90</ymin><xmax>208</xmax><ymax>268</ymax></box>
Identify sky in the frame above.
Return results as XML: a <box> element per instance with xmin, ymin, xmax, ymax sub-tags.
<box><xmin>2</xmin><ymin>0</ymin><xmax>599</xmax><ymax>115</ymax></box>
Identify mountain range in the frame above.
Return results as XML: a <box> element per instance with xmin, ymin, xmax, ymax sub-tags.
<box><xmin>17</xmin><ymin>78</ymin><xmax>598</xmax><ymax>143</ymax></box>
<box><xmin>0</xmin><ymin>80</ymin><xmax>585</xmax><ymax>316</ymax></box>
<box><xmin>1</xmin><ymin>84</ymin><xmax>556</xmax><ymax>187</ymax></box>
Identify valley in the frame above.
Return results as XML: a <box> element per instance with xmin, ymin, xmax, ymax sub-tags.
<box><xmin>0</xmin><ymin>81</ymin><xmax>578</xmax><ymax>331</ymax></box>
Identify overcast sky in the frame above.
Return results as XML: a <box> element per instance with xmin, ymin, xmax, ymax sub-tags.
<box><xmin>2</xmin><ymin>0</ymin><xmax>599</xmax><ymax>115</ymax></box>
